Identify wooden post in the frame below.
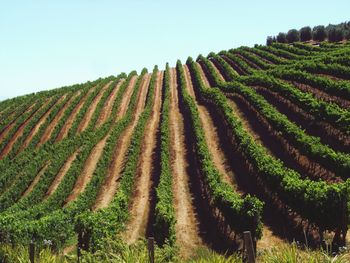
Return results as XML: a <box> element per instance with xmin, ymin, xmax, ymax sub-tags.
<box><xmin>29</xmin><ymin>241</ymin><xmax>35</xmax><ymax>263</ymax></box>
<box><xmin>148</xmin><ymin>237</ymin><xmax>155</xmax><ymax>263</ymax></box>
<box><xmin>77</xmin><ymin>245</ymin><xmax>81</xmax><ymax>263</ymax></box>
<box><xmin>342</xmin><ymin>197</ymin><xmax>348</xmax><ymax>245</ymax></box>
<box><xmin>243</xmin><ymin>231</ymin><xmax>255</xmax><ymax>263</ymax></box>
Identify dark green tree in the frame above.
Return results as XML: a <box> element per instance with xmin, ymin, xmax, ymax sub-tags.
<box><xmin>345</xmin><ymin>30</ymin><xmax>350</xmax><ymax>40</ymax></box>
<box><xmin>266</xmin><ymin>36</ymin><xmax>276</xmax><ymax>46</ymax></box>
<box><xmin>300</xmin><ymin>26</ymin><xmax>312</xmax><ymax>41</ymax></box>
<box><xmin>328</xmin><ymin>26</ymin><xmax>344</xmax><ymax>42</ymax></box>
<box><xmin>312</xmin><ymin>25</ymin><xmax>327</xmax><ymax>41</ymax></box>
<box><xmin>286</xmin><ymin>29</ymin><xmax>300</xmax><ymax>43</ymax></box>
<box><xmin>276</xmin><ymin>32</ymin><xmax>287</xmax><ymax>43</ymax></box>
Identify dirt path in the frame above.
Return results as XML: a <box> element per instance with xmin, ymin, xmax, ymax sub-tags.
<box><xmin>208</xmin><ymin>60</ymin><xmax>225</xmax><ymax>83</ymax></box>
<box><xmin>0</xmin><ymin>99</ymin><xmax>51</xmax><ymax>159</ymax></box>
<box><xmin>197</xmin><ymin>63</ymin><xmax>273</xmax><ymax>153</ymax></box>
<box><xmin>56</xmin><ymin>87</ymin><xmax>95</xmax><ymax>141</ymax></box>
<box><xmin>196</xmin><ymin>63</ymin><xmax>211</xmax><ymax>87</ymax></box>
<box><xmin>236</xmin><ymin>53</ymin><xmax>261</xmax><ymax>70</ymax></box>
<box><xmin>0</xmin><ymin>107</ymin><xmax>10</xmax><ymax>119</ymax></box>
<box><xmin>169</xmin><ymin>67</ymin><xmax>203</xmax><ymax>257</ymax></box>
<box><xmin>286</xmin><ymin>80</ymin><xmax>350</xmax><ymax>109</ymax></box>
<box><xmin>92</xmin><ymin>74</ymin><xmax>151</xmax><ymax>210</ymax></box>
<box><xmin>248</xmin><ymin>51</ymin><xmax>275</xmax><ymax>65</ymax></box>
<box><xmin>115</xmin><ymin>76</ymin><xmax>137</xmax><ymax>122</ymax></box>
<box><xmin>123</xmin><ymin>71</ymin><xmax>163</xmax><ymax>244</ymax></box>
<box><xmin>196</xmin><ymin>63</ymin><xmax>285</xmax><ymax>250</ymax></box>
<box><xmin>38</xmin><ymin>92</ymin><xmax>80</xmax><ymax>147</ymax></box>
<box><xmin>19</xmin><ymin>95</ymin><xmax>67</xmax><ymax>152</ymax></box>
<box><xmin>0</xmin><ymin>103</ymin><xmax>36</xmax><ymax>142</ymax></box>
<box><xmin>44</xmin><ymin>149</ymin><xmax>80</xmax><ymax>200</ymax></box>
<box><xmin>77</xmin><ymin>81</ymin><xmax>112</xmax><ymax>133</ymax></box>
<box><xmin>227</xmin><ymin>99</ymin><xmax>273</xmax><ymax>151</ymax></box>
<box><xmin>96</xmin><ymin>79</ymin><xmax>125</xmax><ymax>127</ymax></box>
<box><xmin>316</xmin><ymin>73</ymin><xmax>345</xmax><ymax>82</ymax></box>
<box><xmin>183</xmin><ymin>65</ymin><xmax>236</xmax><ymax>188</ymax></box>
<box><xmin>64</xmin><ymin>136</ymin><xmax>109</xmax><ymax>205</ymax></box>
<box><xmin>22</xmin><ymin>163</ymin><xmax>50</xmax><ymax>198</ymax></box>
<box><xmin>222</xmin><ymin>56</ymin><xmax>248</xmax><ymax>75</ymax></box>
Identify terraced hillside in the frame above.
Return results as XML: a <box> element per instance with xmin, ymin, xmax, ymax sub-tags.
<box><xmin>1</xmin><ymin>42</ymin><xmax>350</xmax><ymax>259</ymax></box>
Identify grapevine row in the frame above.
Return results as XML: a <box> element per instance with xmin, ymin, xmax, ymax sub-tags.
<box><xmin>177</xmin><ymin>60</ymin><xmax>264</xmax><ymax>240</ymax></box>
<box><xmin>187</xmin><ymin>57</ymin><xmax>348</xmax><ymax>239</ymax></box>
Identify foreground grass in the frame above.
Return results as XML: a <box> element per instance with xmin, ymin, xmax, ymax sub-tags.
<box><xmin>1</xmin><ymin>240</ymin><xmax>350</xmax><ymax>262</ymax></box>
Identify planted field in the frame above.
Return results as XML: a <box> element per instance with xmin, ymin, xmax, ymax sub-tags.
<box><xmin>1</xmin><ymin>42</ymin><xmax>350</xmax><ymax>261</ymax></box>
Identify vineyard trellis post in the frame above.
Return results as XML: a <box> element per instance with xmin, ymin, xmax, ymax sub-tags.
<box><xmin>243</xmin><ymin>231</ymin><xmax>255</xmax><ymax>263</ymax></box>
<box><xmin>341</xmin><ymin>194</ymin><xmax>348</xmax><ymax>245</ymax></box>
<box><xmin>148</xmin><ymin>237</ymin><xmax>155</xmax><ymax>263</ymax></box>
<box><xmin>77</xmin><ymin>245</ymin><xmax>81</xmax><ymax>263</ymax></box>
<box><xmin>29</xmin><ymin>241</ymin><xmax>35</xmax><ymax>263</ymax></box>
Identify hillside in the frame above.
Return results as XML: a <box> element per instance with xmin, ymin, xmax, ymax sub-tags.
<box><xmin>1</xmin><ymin>41</ymin><xmax>350</xmax><ymax>261</ymax></box>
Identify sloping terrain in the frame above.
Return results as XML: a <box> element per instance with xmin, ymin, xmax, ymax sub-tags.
<box><xmin>0</xmin><ymin>41</ymin><xmax>350</xmax><ymax>259</ymax></box>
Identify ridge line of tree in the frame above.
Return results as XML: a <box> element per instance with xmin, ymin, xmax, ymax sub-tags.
<box><xmin>267</xmin><ymin>21</ymin><xmax>350</xmax><ymax>45</ymax></box>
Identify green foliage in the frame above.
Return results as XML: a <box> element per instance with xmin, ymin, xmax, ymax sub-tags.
<box><xmin>286</xmin><ymin>29</ymin><xmax>300</xmax><ymax>43</ymax></box>
<box><xmin>313</xmin><ymin>25</ymin><xmax>327</xmax><ymax>42</ymax></box>
<box><xmin>271</xmin><ymin>67</ymin><xmax>350</xmax><ymax>102</ymax></box>
<box><xmin>178</xmin><ymin>60</ymin><xmax>264</xmax><ymax>240</ymax></box>
<box><xmin>187</xmin><ymin>57</ymin><xmax>349</xmax><ymax>233</ymax></box>
<box><xmin>222</xmin><ymin>79</ymin><xmax>350</xmax><ymax>177</ymax></box>
<box><xmin>0</xmin><ymin>72</ymin><xmax>140</xmax><ymax>248</ymax></box>
<box><xmin>257</xmin><ymin>45</ymin><xmax>300</xmax><ymax>60</ymax></box>
<box><xmin>3</xmin><ymin>241</ymin><xmax>350</xmax><ymax>262</ymax></box>
<box><xmin>208</xmin><ymin>53</ymin><xmax>239</xmax><ymax>81</ymax></box>
<box><xmin>266</xmin><ymin>36</ymin><xmax>276</xmax><ymax>46</ymax></box>
<box><xmin>276</xmin><ymin>32</ymin><xmax>287</xmax><ymax>43</ymax></box>
<box><xmin>73</xmin><ymin>68</ymin><xmax>157</xmax><ymax>252</ymax></box>
<box><xmin>345</xmin><ymin>30</ymin><xmax>350</xmax><ymax>40</ymax></box>
<box><xmin>1</xmin><ymin>26</ymin><xmax>350</xmax><ymax>258</ymax></box>
<box><xmin>219</xmin><ymin>51</ymin><xmax>254</xmax><ymax>75</ymax></box>
<box><xmin>154</xmin><ymin>64</ymin><xmax>176</xmax><ymax>246</ymax></box>
<box><xmin>239</xmin><ymin>72</ymin><xmax>350</xmax><ymax>135</ymax></box>
<box><xmin>271</xmin><ymin>42</ymin><xmax>312</xmax><ymax>56</ymax></box>
<box><xmin>328</xmin><ymin>26</ymin><xmax>345</xmax><ymax>42</ymax></box>
<box><xmin>242</xmin><ymin>46</ymin><xmax>288</xmax><ymax>65</ymax></box>
<box><xmin>300</xmin><ymin>26</ymin><xmax>312</xmax><ymax>42</ymax></box>
<box><xmin>232</xmin><ymin>49</ymin><xmax>273</xmax><ymax>70</ymax></box>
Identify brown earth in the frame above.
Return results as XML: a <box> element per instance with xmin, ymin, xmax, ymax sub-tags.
<box><xmin>92</xmin><ymin>74</ymin><xmax>151</xmax><ymax>210</ymax></box>
<box><xmin>196</xmin><ymin>63</ymin><xmax>211</xmax><ymax>87</ymax></box>
<box><xmin>96</xmin><ymin>79</ymin><xmax>125</xmax><ymax>127</ymax></box>
<box><xmin>286</xmin><ymin>80</ymin><xmax>350</xmax><ymax>109</ymax></box>
<box><xmin>208</xmin><ymin>60</ymin><xmax>226</xmax><ymax>83</ymax></box>
<box><xmin>77</xmin><ymin>81</ymin><xmax>112</xmax><ymax>133</ymax></box>
<box><xmin>248</xmin><ymin>51</ymin><xmax>275</xmax><ymax>65</ymax></box>
<box><xmin>64</xmin><ymin>135</ymin><xmax>109</xmax><ymax>205</ymax></box>
<box><xmin>169</xmin><ymin>67</ymin><xmax>203</xmax><ymax>258</ymax></box>
<box><xmin>316</xmin><ymin>73</ymin><xmax>347</xmax><ymax>82</ymax></box>
<box><xmin>56</xmin><ymin>87</ymin><xmax>95</xmax><ymax>142</ymax></box>
<box><xmin>123</xmin><ymin>71</ymin><xmax>163</xmax><ymax>244</ymax></box>
<box><xmin>205</xmin><ymin>63</ymin><xmax>341</xmax><ymax>182</ymax></box>
<box><xmin>183</xmin><ymin>65</ymin><xmax>237</xmax><ymax>189</ymax></box>
<box><xmin>115</xmin><ymin>76</ymin><xmax>137</xmax><ymax>122</ymax></box>
<box><xmin>0</xmin><ymin>103</ymin><xmax>36</xmax><ymax>142</ymax></box>
<box><xmin>19</xmin><ymin>95</ymin><xmax>67</xmax><ymax>153</ymax></box>
<box><xmin>38</xmin><ymin>92</ymin><xmax>80</xmax><ymax>147</ymax></box>
<box><xmin>22</xmin><ymin>163</ymin><xmax>50</xmax><ymax>198</ymax></box>
<box><xmin>0</xmin><ymin>99</ymin><xmax>51</xmax><ymax>159</ymax></box>
<box><xmin>67</xmin><ymin>75</ymin><xmax>140</xmax><ymax>207</ymax></box>
<box><xmin>196</xmin><ymin>62</ymin><xmax>285</xmax><ymax>250</ymax></box>
<box><xmin>44</xmin><ymin>149</ymin><xmax>80</xmax><ymax>200</ymax></box>
<box><xmin>197</xmin><ymin>62</ymin><xmax>274</xmax><ymax>155</ymax></box>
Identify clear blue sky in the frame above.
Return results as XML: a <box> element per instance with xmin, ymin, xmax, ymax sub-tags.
<box><xmin>0</xmin><ymin>0</ymin><xmax>349</xmax><ymax>100</ymax></box>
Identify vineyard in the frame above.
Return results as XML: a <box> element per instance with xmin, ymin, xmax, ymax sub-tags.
<box><xmin>1</xmin><ymin>41</ymin><xmax>350</xmax><ymax>261</ymax></box>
